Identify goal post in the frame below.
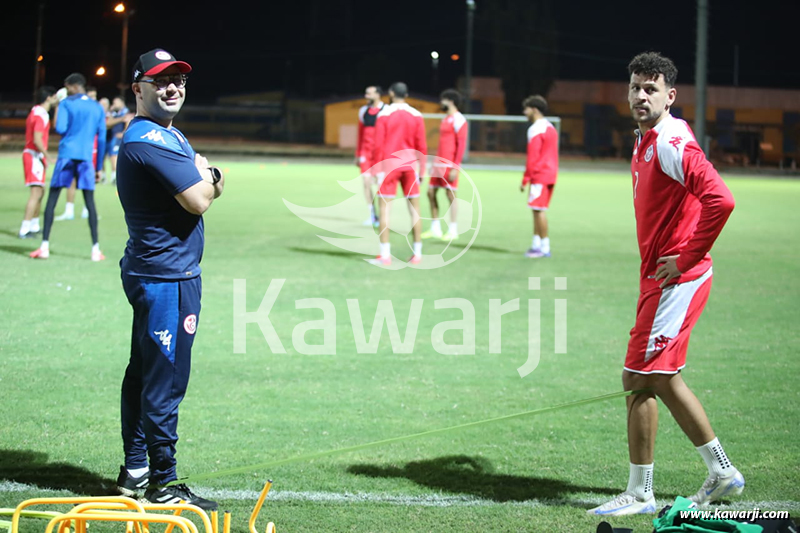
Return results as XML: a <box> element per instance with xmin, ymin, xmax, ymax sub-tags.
<box><xmin>422</xmin><ymin>113</ymin><xmax>561</xmax><ymax>165</ymax></box>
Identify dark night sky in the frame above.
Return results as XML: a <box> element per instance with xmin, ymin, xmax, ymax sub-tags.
<box><xmin>0</xmin><ymin>1</ymin><xmax>795</xmax><ymax>105</ymax></box>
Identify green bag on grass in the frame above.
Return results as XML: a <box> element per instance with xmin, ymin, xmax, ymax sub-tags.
<box><xmin>652</xmin><ymin>497</ymin><xmax>763</xmax><ymax>533</ymax></box>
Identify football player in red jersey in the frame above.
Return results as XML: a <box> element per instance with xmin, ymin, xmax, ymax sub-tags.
<box><xmin>588</xmin><ymin>52</ymin><xmax>742</xmax><ymax>517</ymax></box>
<box><xmin>422</xmin><ymin>89</ymin><xmax>468</xmax><ymax>241</ymax></box>
<box><xmin>369</xmin><ymin>82</ymin><xmax>427</xmax><ymax>266</ymax></box>
<box><xmin>520</xmin><ymin>95</ymin><xmax>559</xmax><ymax>258</ymax></box>
<box><xmin>19</xmin><ymin>86</ymin><xmax>58</xmax><ymax>238</ymax></box>
<box><xmin>356</xmin><ymin>86</ymin><xmax>385</xmax><ymax>227</ymax></box>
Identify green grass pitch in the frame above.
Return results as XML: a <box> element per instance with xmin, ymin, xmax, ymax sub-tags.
<box><xmin>0</xmin><ymin>154</ymin><xmax>798</xmax><ymax>532</ymax></box>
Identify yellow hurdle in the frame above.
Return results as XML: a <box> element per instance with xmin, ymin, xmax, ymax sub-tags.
<box><xmin>8</xmin><ymin>479</ymin><xmax>277</xmax><ymax>533</ymax></box>
<box><xmin>44</xmin><ymin>512</ymin><xmax>197</xmax><ymax>533</ymax></box>
<box><xmin>248</xmin><ymin>480</ymin><xmax>276</xmax><ymax>533</ymax></box>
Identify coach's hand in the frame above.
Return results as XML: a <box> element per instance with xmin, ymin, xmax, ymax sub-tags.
<box><xmin>194</xmin><ymin>153</ymin><xmax>210</xmax><ymax>171</ymax></box>
<box><xmin>655</xmin><ymin>255</ymin><xmax>682</xmax><ymax>288</ymax></box>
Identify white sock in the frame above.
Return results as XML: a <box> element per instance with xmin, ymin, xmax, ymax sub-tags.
<box><xmin>696</xmin><ymin>437</ymin><xmax>735</xmax><ymax>477</ymax></box>
<box><xmin>111</xmin><ymin>171</ymin><xmax>117</xmax><ymax>182</ymax></box>
<box><xmin>41</xmin><ymin>240</ymin><xmax>49</xmax><ymax>251</ymax></box>
<box><xmin>532</xmin><ymin>235</ymin><xmax>542</xmax><ymax>250</ymax></box>
<box><xmin>448</xmin><ymin>221</ymin><xmax>458</xmax><ymax>235</ymax></box>
<box><xmin>431</xmin><ymin>219</ymin><xmax>441</xmax><ymax>234</ymax></box>
<box><xmin>92</xmin><ymin>243</ymin><xmax>101</xmax><ymax>254</ymax></box>
<box><xmin>64</xmin><ymin>202</ymin><xmax>74</xmax><ymax>216</ymax></box>
<box><xmin>626</xmin><ymin>463</ymin><xmax>654</xmax><ymax>500</ymax></box>
<box><xmin>31</xmin><ymin>217</ymin><xmax>40</xmax><ymax>231</ymax></box>
<box><xmin>380</xmin><ymin>242</ymin><xmax>391</xmax><ymax>259</ymax></box>
<box><xmin>413</xmin><ymin>241</ymin><xmax>422</xmax><ymax>257</ymax></box>
<box><xmin>541</xmin><ymin>237</ymin><xmax>550</xmax><ymax>254</ymax></box>
<box><xmin>127</xmin><ymin>466</ymin><xmax>149</xmax><ymax>478</ymax></box>
<box><xmin>20</xmin><ymin>220</ymin><xmax>31</xmax><ymax>235</ymax></box>
<box><xmin>369</xmin><ymin>204</ymin><xmax>375</xmax><ymax>219</ymax></box>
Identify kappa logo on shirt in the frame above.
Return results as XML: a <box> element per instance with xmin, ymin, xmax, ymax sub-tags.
<box><xmin>141</xmin><ymin>129</ymin><xmax>167</xmax><ymax>144</ymax></box>
<box><xmin>653</xmin><ymin>334</ymin><xmax>672</xmax><ymax>351</ymax></box>
<box><xmin>154</xmin><ymin>329</ymin><xmax>173</xmax><ymax>351</ymax></box>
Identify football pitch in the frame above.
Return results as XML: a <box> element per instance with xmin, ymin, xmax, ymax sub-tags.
<box><xmin>0</xmin><ymin>154</ymin><xmax>798</xmax><ymax>532</ymax></box>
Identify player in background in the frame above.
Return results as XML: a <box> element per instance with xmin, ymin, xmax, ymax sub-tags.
<box><xmin>19</xmin><ymin>86</ymin><xmax>58</xmax><ymax>238</ymax></box>
<box><xmin>520</xmin><ymin>95</ymin><xmax>558</xmax><ymax>258</ymax></box>
<box><xmin>30</xmin><ymin>73</ymin><xmax>107</xmax><ymax>261</ymax></box>
<box><xmin>588</xmin><ymin>52</ymin><xmax>742</xmax><ymax>516</ymax></box>
<box><xmin>106</xmin><ymin>96</ymin><xmax>134</xmax><ymax>183</ymax></box>
<box><xmin>55</xmin><ymin>88</ymin><xmax>101</xmax><ymax>219</ymax></box>
<box><xmin>356</xmin><ymin>85</ymin><xmax>384</xmax><ymax>226</ymax></box>
<box><xmin>370</xmin><ymin>82</ymin><xmax>427</xmax><ymax>266</ymax></box>
<box><xmin>422</xmin><ymin>89</ymin><xmax>467</xmax><ymax>240</ymax></box>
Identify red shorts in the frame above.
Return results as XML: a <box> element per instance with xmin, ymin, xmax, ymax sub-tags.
<box><xmin>527</xmin><ymin>183</ymin><xmax>554</xmax><ymax>210</ymax></box>
<box><xmin>378</xmin><ymin>169</ymin><xmax>420</xmax><ymax>198</ymax></box>
<box><xmin>625</xmin><ymin>268</ymin><xmax>713</xmax><ymax>374</ymax></box>
<box><xmin>429</xmin><ymin>166</ymin><xmax>458</xmax><ymax>190</ymax></box>
<box><xmin>359</xmin><ymin>159</ymin><xmax>378</xmax><ymax>176</ymax></box>
<box><xmin>23</xmin><ymin>151</ymin><xmax>47</xmax><ymax>186</ymax></box>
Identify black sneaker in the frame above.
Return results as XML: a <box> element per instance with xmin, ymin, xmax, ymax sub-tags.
<box><xmin>116</xmin><ymin>465</ymin><xmax>149</xmax><ymax>497</ymax></box>
<box><xmin>144</xmin><ymin>483</ymin><xmax>218</xmax><ymax>511</ymax></box>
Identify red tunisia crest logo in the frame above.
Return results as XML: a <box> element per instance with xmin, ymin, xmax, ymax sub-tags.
<box><xmin>183</xmin><ymin>314</ymin><xmax>197</xmax><ymax>335</ymax></box>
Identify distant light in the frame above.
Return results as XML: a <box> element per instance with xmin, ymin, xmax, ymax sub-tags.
<box><xmin>431</xmin><ymin>51</ymin><xmax>439</xmax><ymax>60</ymax></box>
<box><xmin>114</xmin><ymin>3</ymin><xmax>125</xmax><ymax>13</ymax></box>
<box><xmin>451</xmin><ymin>54</ymin><xmax>460</xmax><ymax>61</ymax></box>
<box><xmin>96</xmin><ymin>66</ymin><xmax>106</xmax><ymax>76</ymax></box>
<box><xmin>37</xmin><ymin>55</ymin><xmax>43</xmax><ymax>62</ymax></box>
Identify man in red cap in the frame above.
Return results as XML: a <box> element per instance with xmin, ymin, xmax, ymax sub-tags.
<box><xmin>114</xmin><ymin>48</ymin><xmax>224</xmax><ymax>511</ymax></box>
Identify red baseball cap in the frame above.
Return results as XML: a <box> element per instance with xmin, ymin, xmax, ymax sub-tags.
<box><xmin>132</xmin><ymin>49</ymin><xmax>191</xmax><ymax>82</ymax></box>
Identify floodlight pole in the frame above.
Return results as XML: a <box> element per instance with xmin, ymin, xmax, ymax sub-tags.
<box><xmin>464</xmin><ymin>0</ymin><xmax>475</xmax><ymax>114</ymax></box>
<box><xmin>120</xmin><ymin>10</ymin><xmax>130</xmax><ymax>98</ymax></box>
<box><xmin>464</xmin><ymin>0</ymin><xmax>475</xmax><ymax>161</ymax></box>
<box><xmin>32</xmin><ymin>2</ymin><xmax>44</xmax><ymax>104</ymax></box>
<box><xmin>694</xmin><ymin>0</ymin><xmax>709</xmax><ymax>155</ymax></box>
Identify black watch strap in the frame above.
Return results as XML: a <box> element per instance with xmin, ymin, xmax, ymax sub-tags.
<box><xmin>208</xmin><ymin>166</ymin><xmax>222</xmax><ymax>184</ymax></box>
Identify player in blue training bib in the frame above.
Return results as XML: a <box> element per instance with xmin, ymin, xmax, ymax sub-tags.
<box><xmin>114</xmin><ymin>48</ymin><xmax>225</xmax><ymax>511</ymax></box>
<box><xmin>30</xmin><ymin>72</ymin><xmax>107</xmax><ymax>261</ymax></box>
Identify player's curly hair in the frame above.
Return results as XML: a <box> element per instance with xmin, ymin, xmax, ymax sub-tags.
<box><xmin>522</xmin><ymin>95</ymin><xmax>547</xmax><ymax>113</ymax></box>
<box><xmin>36</xmin><ymin>86</ymin><xmax>56</xmax><ymax>104</ymax></box>
<box><xmin>440</xmin><ymin>89</ymin><xmax>462</xmax><ymax>110</ymax></box>
<box><xmin>628</xmin><ymin>52</ymin><xmax>678</xmax><ymax>87</ymax></box>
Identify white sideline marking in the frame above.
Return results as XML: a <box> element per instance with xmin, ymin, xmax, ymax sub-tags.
<box><xmin>2</xmin><ymin>481</ymin><xmax>798</xmax><ymax>511</ymax></box>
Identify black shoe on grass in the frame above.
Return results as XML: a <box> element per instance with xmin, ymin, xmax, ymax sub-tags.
<box><xmin>116</xmin><ymin>465</ymin><xmax>149</xmax><ymax>497</ymax></box>
<box><xmin>144</xmin><ymin>483</ymin><xmax>218</xmax><ymax>511</ymax></box>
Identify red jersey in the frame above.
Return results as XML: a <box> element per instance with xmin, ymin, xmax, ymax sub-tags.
<box><xmin>356</xmin><ymin>104</ymin><xmax>383</xmax><ymax>164</ymax></box>
<box><xmin>522</xmin><ymin>118</ymin><xmax>558</xmax><ymax>186</ymax></box>
<box><xmin>436</xmin><ymin>112</ymin><xmax>468</xmax><ymax>165</ymax></box>
<box><xmin>632</xmin><ymin>114</ymin><xmax>735</xmax><ymax>292</ymax></box>
<box><xmin>373</xmin><ymin>102</ymin><xmax>428</xmax><ymax>177</ymax></box>
<box><xmin>24</xmin><ymin>105</ymin><xmax>50</xmax><ymax>153</ymax></box>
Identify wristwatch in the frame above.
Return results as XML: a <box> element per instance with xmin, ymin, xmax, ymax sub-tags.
<box><xmin>208</xmin><ymin>166</ymin><xmax>222</xmax><ymax>184</ymax></box>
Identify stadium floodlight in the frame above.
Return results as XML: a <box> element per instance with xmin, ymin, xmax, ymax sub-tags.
<box><xmin>96</xmin><ymin>66</ymin><xmax>106</xmax><ymax>76</ymax></box>
<box><xmin>114</xmin><ymin>3</ymin><xmax>125</xmax><ymax>12</ymax></box>
<box><xmin>431</xmin><ymin>51</ymin><xmax>439</xmax><ymax>60</ymax></box>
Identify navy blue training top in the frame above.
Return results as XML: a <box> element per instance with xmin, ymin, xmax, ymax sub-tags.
<box><xmin>117</xmin><ymin>116</ymin><xmax>205</xmax><ymax>280</ymax></box>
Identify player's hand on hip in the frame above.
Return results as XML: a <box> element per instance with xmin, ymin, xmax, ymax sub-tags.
<box><xmin>655</xmin><ymin>255</ymin><xmax>682</xmax><ymax>288</ymax></box>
